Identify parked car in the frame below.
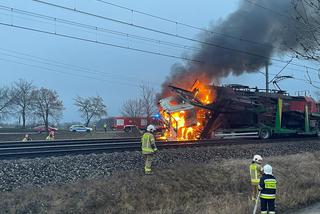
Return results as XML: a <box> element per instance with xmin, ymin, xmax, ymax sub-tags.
<box><xmin>33</xmin><ymin>125</ymin><xmax>58</xmax><ymax>133</ymax></box>
<box><xmin>69</xmin><ymin>125</ymin><xmax>92</xmax><ymax>132</ymax></box>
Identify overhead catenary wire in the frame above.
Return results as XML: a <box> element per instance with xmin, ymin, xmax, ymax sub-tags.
<box><xmin>269</xmin><ymin>58</ymin><xmax>293</xmax><ymax>83</ymax></box>
<box><xmin>0</xmin><ymin>21</ymin><xmax>203</xmax><ymax>64</ymax></box>
<box><xmin>1</xmin><ymin>2</ymin><xmax>319</xmax><ymax>89</ymax></box>
<box><xmin>0</xmin><ymin>55</ymin><xmax>147</xmax><ymax>88</ymax></box>
<box><xmin>0</xmin><ymin>5</ymin><xmax>319</xmax><ymax>76</ymax></box>
<box><xmin>95</xmin><ymin>0</ymin><xmax>276</xmax><ymax>49</ymax></box>
<box><xmin>0</xmin><ymin>5</ymin><xmax>199</xmax><ymax>53</ymax></box>
<box><xmin>3</xmin><ymin>17</ymin><xmax>315</xmax><ymax>83</ymax></box>
<box><xmin>0</xmin><ymin>48</ymin><xmax>160</xmax><ymax>86</ymax></box>
<box><xmin>31</xmin><ymin>0</ymin><xmax>320</xmax><ymax>73</ymax></box>
<box><xmin>1</xmin><ymin>5</ymin><xmax>318</xmax><ymax>88</ymax></box>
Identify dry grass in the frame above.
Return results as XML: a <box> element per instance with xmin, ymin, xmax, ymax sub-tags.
<box><xmin>1</xmin><ymin>152</ymin><xmax>320</xmax><ymax>213</ymax></box>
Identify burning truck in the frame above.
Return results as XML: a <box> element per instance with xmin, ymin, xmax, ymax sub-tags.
<box><xmin>158</xmin><ymin>81</ymin><xmax>320</xmax><ymax>141</ymax></box>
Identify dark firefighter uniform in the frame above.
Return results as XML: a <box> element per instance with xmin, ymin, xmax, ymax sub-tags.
<box><xmin>141</xmin><ymin>132</ymin><xmax>157</xmax><ymax>174</ymax></box>
<box><xmin>259</xmin><ymin>173</ymin><xmax>277</xmax><ymax>214</ymax></box>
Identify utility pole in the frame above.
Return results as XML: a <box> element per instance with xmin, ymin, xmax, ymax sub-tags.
<box><xmin>265</xmin><ymin>62</ymin><xmax>269</xmax><ymax>93</ymax></box>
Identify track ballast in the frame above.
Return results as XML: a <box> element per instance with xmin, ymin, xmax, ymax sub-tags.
<box><xmin>0</xmin><ymin>137</ymin><xmax>318</xmax><ymax>159</ymax></box>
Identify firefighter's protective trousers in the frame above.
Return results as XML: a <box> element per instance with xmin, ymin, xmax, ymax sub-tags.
<box><xmin>144</xmin><ymin>154</ymin><xmax>154</xmax><ymax>174</ymax></box>
<box><xmin>261</xmin><ymin>198</ymin><xmax>275</xmax><ymax>214</ymax></box>
<box><xmin>249</xmin><ymin>162</ymin><xmax>262</xmax><ymax>200</ymax></box>
<box><xmin>141</xmin><ymin>132</ymin><xmax>157</xmax><ymax>174</ymax></box>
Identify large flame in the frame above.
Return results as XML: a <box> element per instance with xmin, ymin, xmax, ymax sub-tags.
<box><xmin>159</xmin><ymin>81</ymin><xmax>215</xmax><ymax>141</ymax></box>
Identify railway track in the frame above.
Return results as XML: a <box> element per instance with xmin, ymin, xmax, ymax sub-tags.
<box><xmin>0</xmin><ymin>136</ymin><xmax>318</xmax><ymax>159</ymax></box>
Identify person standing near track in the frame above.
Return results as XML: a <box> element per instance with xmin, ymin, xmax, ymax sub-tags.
<box><xmin>141</xmin><ymin>125</ymin><xmax>157</xmax><ymax>175</ymax></box>
<box><xmin>22</xmin><ymin>134</ymin><xmax>32</xmax><ymax>142</ymax></box>
<box><xmin>250</xmin><ymin>154</ymin><xmax>263</xmax><ymax>201</ymax></box>
<box><xmin>46</xmin><ymin>131</ymin><xmax>55</xmax><ymax>141</ymax></box>
<box><xmin>259</xmin><ymin>164</ymin><xmax>277</xmax><ymax>214</ymax></box>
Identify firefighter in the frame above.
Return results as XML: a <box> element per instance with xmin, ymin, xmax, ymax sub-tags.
<box><xmin>259</xmin><ymin>164</ymin><xmax>277</xmax><ymax>214</ymax></box>
<box><xmin>46</xmin><ymin>131</ymin><xmax>55</xmax><ymax>141</ymax></box>
<box><xmin>250</xmin><ymin>154</ymin><xmax>263</xmax><ymax>201</ymax></box>
<box><xmin>22</xmin><ymin>134</ymin><xmax>32</xmax><ymax>142</ymax></box>
<box><xmin>141</xmin><ymin>124</ymin><xmax>157</xmax><ymax>175</ymax></box>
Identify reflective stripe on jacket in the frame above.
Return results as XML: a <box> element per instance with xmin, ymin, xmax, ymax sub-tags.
<box><xmin>46</xmin><ymin>136</ymin><xmax>54</xmax><ymax>141</ymax></box>
<box><xmin>249</xmin><ymin>163</ymin><xmax>262</xmax><ymax>185</ymax></box>
<box><xmin>259</xmin><ymin>175</ymin><xmax>277</xmax><ymax>199</ymax></box>
<box><xmin>141</xmin><ymin>132</ymin><xmax>157</xmax><ymax>154</ymax></box>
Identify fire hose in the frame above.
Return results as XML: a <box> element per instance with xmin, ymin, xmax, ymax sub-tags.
<box><xmin>252</xmin><ymin>191</ymin><xmax>261</xmax><ymax>214</ymax></box>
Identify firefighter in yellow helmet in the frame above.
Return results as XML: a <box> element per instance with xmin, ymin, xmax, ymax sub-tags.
<box><xmin>250</xmin><ymin>154</ymin><xmax>263</xmax><ymax>201</ymax></box>
<box><xmin>141</xmin><ymin>125</ymin><xmax>157</xmax><ymax>175</ymax></box>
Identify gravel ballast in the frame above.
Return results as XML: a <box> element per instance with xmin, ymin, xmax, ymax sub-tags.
<box><xmin>0</xmin><ymin>139</ymin><xmax>319</xmax><ymax>192</ymax></box>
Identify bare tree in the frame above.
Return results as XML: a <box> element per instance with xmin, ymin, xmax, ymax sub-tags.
<box><xmin>288</xmin><ymin>0</ymin><xmax>320</xmax><ymax>88</ymax></box>
<box><xmin>290</xmin><ymin>0</ymin><xmax>320</xmax><ymax>61</ymax></box>
<box><xmin>0</xmin><ymin>86</ymin><xmax>17</xmax><ymax>120</ymax></box>
<box><xmin>139</xmin><ymin>83</ymin><xmax>157</xmax><ymax>120</ymax></box>
<box><xmin>121</xmin><ymin>99</ymin><xmax>143</xmax><ymax>117</ymax></box>
<box><xmin>12</xmin><ymin>79</ymin><xmax>35</xmax><ymax>128</ymax></box>
<box><xmin>74</xmin><ymin>95</ymin><xmax>107</xmax><ymax>126</ymax></box>
<box><xmin>31</xmin><ymin>88</ymin><xmax>64</xmax><ymax>131</ymax></box>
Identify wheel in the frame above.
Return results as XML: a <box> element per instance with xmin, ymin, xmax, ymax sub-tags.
<box><xmin>259</xmin><ymin>128</ymin><xmax>271</xmax><ymax>139</ymax></box>
<box><xmin>124</xmin><ymin>127</ymin><xmax>131</xmax><ymax>132</ymax></box>
<box><xmin>72</xmin><ymin>130</ymin><xmax>76</xmax><ymax>132</ymax></box>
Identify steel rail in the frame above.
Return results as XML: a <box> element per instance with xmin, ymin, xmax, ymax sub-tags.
<box><xmin>0</xmin><ymin>137</ymin><xmax>318</xmax><ymax>159</ymax></box>
<box><xmin>0</xmin><ymin>137</ymin><xmax>140</xmax><ymax>147</ymax></box>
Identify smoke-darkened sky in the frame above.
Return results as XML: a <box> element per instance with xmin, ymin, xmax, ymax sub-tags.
<box><xmin>0</xmin><ymin>0</ymin><xmax>319</xmax><ymax>123</ymax></box>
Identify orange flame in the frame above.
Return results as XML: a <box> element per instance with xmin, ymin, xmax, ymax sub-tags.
<box><xmin>159</xmin><ymin>81</ymin><xmax>215</xmax><ymax>141</ymax></box>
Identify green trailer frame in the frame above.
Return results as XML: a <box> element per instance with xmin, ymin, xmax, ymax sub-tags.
<box><xmin>213</xmin><ymin>98</ymin><xmax>320</xmax><ymax>139</ymax></box>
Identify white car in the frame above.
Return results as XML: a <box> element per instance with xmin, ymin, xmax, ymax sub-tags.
<box><xmin>69</xmin><ymin>125</ymin><xmax>93</xmax><ymax>132</ymax></box>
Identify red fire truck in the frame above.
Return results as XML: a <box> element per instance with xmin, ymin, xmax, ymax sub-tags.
<box><xmin>111</xmin><ymin>116</ymin><xmax>164</xmax><ymax>132</ymax></box>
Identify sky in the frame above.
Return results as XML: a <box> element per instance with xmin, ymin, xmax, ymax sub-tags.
<box><xmin>0</xmin><ymin>0</ymin><xmax>319</xmax><ymax>123</ymax></box>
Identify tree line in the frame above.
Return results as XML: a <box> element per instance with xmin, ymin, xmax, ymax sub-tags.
<box><xmin>0</xmin><ymin>80</ymin><xmax>157</xmax><ymax>130</ymax></box>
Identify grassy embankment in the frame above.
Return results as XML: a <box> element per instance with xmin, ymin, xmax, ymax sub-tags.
<box><xmin>0</xmin><ymin>152</ymin><xmax>320</xmax><ymax>213</ymax></box>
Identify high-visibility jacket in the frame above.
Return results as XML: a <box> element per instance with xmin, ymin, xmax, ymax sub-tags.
<box><xmin>22</xmin><ymin>137</ymin><xmax>31</xmax><ymax>142</ymax></box>
<box><xmin>141</xmin><ymin>132</ymin><xmax>157</xmax><ymax>155</ymax></box>
<box><xmin>46</xmin><ymin>136</ymin><xmax>54</xmax><ymax>141</ymax></box>
<box><xmin>249</xmin><ymin>162</ymin><xmax>262</xmax><ymax>185</ymax></box>
<box><xmin>259</xmin><ymin>174</ymin><xmax>277</xmax><ymax>199</ymax></box>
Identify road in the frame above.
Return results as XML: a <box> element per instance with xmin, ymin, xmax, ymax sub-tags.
<box><xmin>291</xmin><ymin>202</ymin><xmax>320</xmax><ymax>214</ymax></box>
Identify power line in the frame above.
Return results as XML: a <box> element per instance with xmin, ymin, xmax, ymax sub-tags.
<box><xmin>95</xmin><ymin>0</ymin><xmax>275</xmax><ymax>49</ymax></box>
<box><xmin>0</xmin><ymin>5</ymin><xmax>199</xmax><ymax>53</ymax></box>
<box><xmin>0</xmin><ymin>48</ymin><xmax>159</xmax><ymax>86</ymax></box>
<box><xmin>269</xmin><ymin>58</ymin><xmax>293</xmax><ymax>83</ymax></box>
<box><xmin>0</xmin><ymin>56</ymin><xmax>142</xmax><ymax>88</ymax></box>
<box><xmin>31</xmin><ymin>0</ymin><xmax>320</xmax><ymax>72</ymax></box>
<box><xmin>0</xmin><ymin>21</ymin><xmax>203</xmax><ymax>64</ymax></box>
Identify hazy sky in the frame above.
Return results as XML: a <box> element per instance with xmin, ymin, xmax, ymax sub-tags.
<box><xmin>0</xmin><ymin>0</ymin><xmax>319</xmax><ymax>123</ymax></box>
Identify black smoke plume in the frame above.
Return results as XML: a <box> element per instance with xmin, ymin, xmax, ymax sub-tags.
<box><xmin>160</xmin><ymin>0</ymin><xmax>320</xmax><ymax>97</ymax></box>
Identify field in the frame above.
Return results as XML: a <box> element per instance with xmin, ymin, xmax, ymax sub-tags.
<box><xmin>0</xmin><ymin>150</ymin><xmax>319</xmax><ymax>213</ymax></box>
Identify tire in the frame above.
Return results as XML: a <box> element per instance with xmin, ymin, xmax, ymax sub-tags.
<box><xmin>124</xmin><ymin>127</ymin><xmax>131</xmax><ymax>132</ymax></box>
<box><xmin>259</xmin><ymin>128</ymin><xmax>271</xmax><ymax>139</ymax></box>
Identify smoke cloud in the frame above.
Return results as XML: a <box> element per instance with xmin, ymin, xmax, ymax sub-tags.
<box><xmin>160</xmin><ymin>0</ymin><xmax>320</xmax><ymax>97</ymax></box>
